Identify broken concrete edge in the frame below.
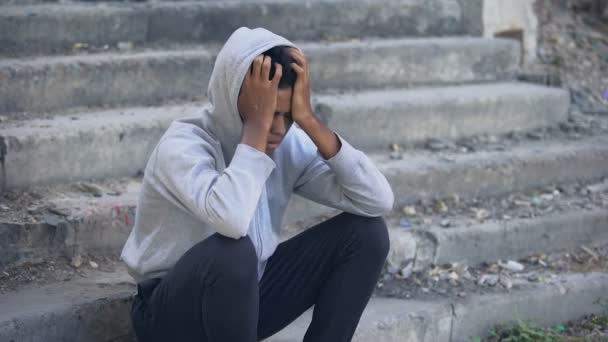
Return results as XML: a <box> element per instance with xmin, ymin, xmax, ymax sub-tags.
<box><xmin>1</xmin><ymin>270</ymin><xmax>606</xmax><ymax>342</ymax></box>
<box><xmin>387</xmin><ymin>208</ymin><xmax>608</xmax><ymax>271</ymax></box>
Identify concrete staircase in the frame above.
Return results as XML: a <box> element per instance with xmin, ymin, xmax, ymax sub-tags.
<box><xmin>1</xmin><ymin>0</ymin><xmax>607</xmax><ymax>341</ymax></box>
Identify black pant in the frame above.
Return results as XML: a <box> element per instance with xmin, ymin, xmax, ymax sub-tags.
<box><xmin>130</xmin><ymin>212</ymin><xmax>389</xmax><ymax>342</ymax></box>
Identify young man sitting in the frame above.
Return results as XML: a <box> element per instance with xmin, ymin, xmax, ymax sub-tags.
<box><xmin>121</xmin><ymin>26</ymin><xmax>394</xmax><ymax>342</ymax></box>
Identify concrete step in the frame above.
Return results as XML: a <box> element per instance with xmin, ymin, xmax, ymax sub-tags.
<box><xmin>0</xmin><ymin>178</ymin><xmax>139</xmax><ymax>268</ymax></box>
<box><xmin>0</xmin><ymin>82</ymin><xmax>570</xmax><ymax>190</ymax></box>
<box><xmin>0</xmin><ymin>0</ymin><xmax>482</xmax><ymax>56</ymax></box>
<box><xmin>284</xmin><ymin>133</ymin><xmax>608</xmax><ymax>225</ymax></box>
<box><xmin>385</xmin><ymin>209</ymin><xmax>608</xmax><ymax>272</ymax></box>
<box><xmin>0</xmin><ymin>37</ymin><xmax>520</xmax><ymax>114</ymax></box>
<box><xmin>1</xmin><ymin>266</ymin><xmax>606</xmax><ymax>341</ymax></box>
<box><xmin>2</xmin><ymin>137</ymin><xmax>607</xmax><ymax>269</ymax></box>
<box><xmin>0</xmin><ymin>104</ymin><xmax>201</xmax><ymax>191</ymax></box>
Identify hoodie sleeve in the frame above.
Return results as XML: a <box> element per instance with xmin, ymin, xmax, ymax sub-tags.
<box><xmin>293</xmin><ymin>129</ymin><xmax>394</xmax><ymax>216</ymax></box>
<box><xmin>149</xmin><ymin>128</ymin><xmax>276</xmax><ymax>239</ymax></box>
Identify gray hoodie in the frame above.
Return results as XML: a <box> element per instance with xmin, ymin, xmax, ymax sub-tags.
<box><xmin>120</xmin><ymin>27</ymin><xmax>395</xmax><ymax>283</ymax></box>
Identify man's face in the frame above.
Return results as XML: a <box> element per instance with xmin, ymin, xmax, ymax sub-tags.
<box><xmin>266</xmin><ymin>87</ymin><xmax>293</xmax><ymax>153</ymax></box>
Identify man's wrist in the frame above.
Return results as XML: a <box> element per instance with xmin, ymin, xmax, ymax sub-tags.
<box><xmin>241</xmin><ymin>121</ymin><xmax>270</xmax><ymax>153</ymax></box>
<box><xmin>295</xmin><ymin>111</ymin><xmax>318</xmax><ymax>131</ymax></box>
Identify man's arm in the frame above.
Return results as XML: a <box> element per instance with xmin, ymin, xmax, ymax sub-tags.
<box><xmin>288</xmin><ymin>48</ymin><xmax>394</xmax><ymax>215</ymax></box>
<box><xmin>149</xmin><ymin>55</ymin><xmax>284</xmax><ymax>239</ymax></box>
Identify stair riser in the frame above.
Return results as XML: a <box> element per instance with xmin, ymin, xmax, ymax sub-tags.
<box><xmin>0</xmin><ymin>0</ymin><xmax>482</xmax><ymax>56</ymax></box>
<box><xmin>387</xmin><ymin>209</ymin><xmax>608</xmax><ymax>271</ymax></box>
<box><xmin>0</xmin><ymin>38</ymin><xmax>519</xmax><ymax>114</ymax></box>
<box><xmin>1</xmin><ymin>111</ymin><xmax>180</xmax><ymax>191</ymax></box>
<box><xmin>0</xmin><ymin>84</ymin><xmax>569</xmax><ymax>190</ymax></box>
<box><xmin>0</xmin><ymin>203</ymin><xmax>134</xmax><ymax>268</ymax></box>
<box><xmin>318</xmin><ymin>84</ymin><xmax>567</xmax><ymax>149</ymax></box>
<box><xmin>0</xmin><ymin>293</ymin><xmax>135</xmax><ymax>342</ymax></box>
<box><xmin>452</xmin><ymin>273</ymin><xmax>608</xmax><ymax>341</ymax></box>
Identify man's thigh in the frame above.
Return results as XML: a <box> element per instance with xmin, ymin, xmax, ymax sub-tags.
<box><xmin>257</xmin><ymin>212</ymin><xmax>364</xmax><ymax>339</ymax></box>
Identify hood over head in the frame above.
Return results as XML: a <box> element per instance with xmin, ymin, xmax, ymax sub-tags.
<box><xmin>201</xmin><ymin>27</ymin><xmax>297</xmax><ymax>164</ymax></box>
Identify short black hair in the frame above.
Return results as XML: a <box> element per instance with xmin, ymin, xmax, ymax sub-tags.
<box><xmin>261</xmin><ymin>45</ymin><xmax>297</xmax><ymax>89</ymax></box>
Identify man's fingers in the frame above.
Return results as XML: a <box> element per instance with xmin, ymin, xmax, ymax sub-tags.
<box><xmin>252</xmin><ymin>55</ymin><xmax>263</xmax><ymax>77</ymax></box>
<box><xmin>271</xmin><ymin>63</ymin><xmax>283</xmax><ymax>85</ymax></box>
<box><xmin>289</xmin><ymin>48</ymin><xmax>307</xmax><ymax>65</ymax></box>
<box><xmin>291</xmin><ymin>62</ymin><xmax>304</xmax><ymax>74</ymax></box>
<box><xmin>261</xmin><ymin>55</ymin><xmax>272</xmax><ymax>80</ymax></box>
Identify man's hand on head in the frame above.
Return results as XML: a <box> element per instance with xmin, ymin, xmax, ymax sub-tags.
<box><xmin>238</xmin><ymin>55</ymin><xmax>283</xmax><ymax>153</ymax></box>
<box><xmin>288</xmin><ymin>48</ymin><xmax>342</xmax><ymax>160</ymax></box>
<box><xmin>288</xmin><ymin>48</ymin><xmax>315</xmax><ymax>126</ymax></box>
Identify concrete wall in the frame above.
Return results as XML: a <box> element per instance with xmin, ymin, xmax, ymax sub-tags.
<box><xmin>483</xmin><ymin>0</ymin><xmax>539</xmax><ymax>65</ymax></box>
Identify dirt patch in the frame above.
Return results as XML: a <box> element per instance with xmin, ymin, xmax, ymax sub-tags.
<box><xmin>0</xmin><ymin>255</ymin><xmax>123</xmax><ymax>295</ymax></box>
<box><xmin>374</xmin><ymin>242</ymin><xmax>608</xmax><ymax>302</ymax></box>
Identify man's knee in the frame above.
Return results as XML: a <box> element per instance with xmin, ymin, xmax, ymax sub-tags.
<box><xmin>208</xmin><ymin>233</ymin><xmax>258</xmax><ymax>282</ymax></box>
<box><xmin>345</xmin><ymin>213</ymin><xmax>390</xmax><ymax>261</ymax></box>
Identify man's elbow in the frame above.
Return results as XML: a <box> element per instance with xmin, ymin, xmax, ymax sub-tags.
<box><xmin>378</xmin><ymin>188</ymin><xmax>395</xmax><ymax>214</ymax></box>
<box><xmin>215</xmin><ymin>217</ymin><xmax>250</xmax><ymax>239</ymax></box>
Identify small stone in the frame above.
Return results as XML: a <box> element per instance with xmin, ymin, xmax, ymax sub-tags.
<box><xmin>0</xmin><ymin>204</ymin><xmax>10</xmax><ymax>211</ymax></box>
<box><xmin>2</xmin><ymin>271</ymin><xmax>9</xmax><ymax>277</ymax></box>
<box><xmin>43</xmin><ymin>212</ymin><xmax>65</xmax><ymax>227</ymax></box>
<box><xmin>117</xmin><ymin>41</ymin><xmax>133</xmax><ymax>51</ymax></box>
<box><xmin>389</xmin><ymin>151</ymin><xmax>403</xmax><ymax>160</ymax></box>
<box><xmin>440</xmin><ymin>219</ymin><xmax>451</xmax><ymax>228</ymax></box>
<box><xmin>461</xmin><ymin>270</ymin><xmax>473</xmax><ymax>281</ymax></box>
<box><xmin>498</xmin><ymin>260</ymin><xmax>525</xmax><ymax>272</ymax></box>
<box><xmin>538</xmin><ymin>259</ymin><xmax>548</xmax><ymax>267</ymax></box>
<box><xmin>0</xmin><ymin>115</ymin><xmax>7</xmax><ymax>123</ymax></box>
<box><xmin>586</xmin><ymin>180</ymin><xmax>608</xmax><ymax>194</ymax></box>
<box><xmin>70</xmin><ymin>254</ymin><xmax>83</xmax><ymax>268</ymax></box>
<box><xmin>72</xmin><ymin>42</ymin><xmax>89</xmax><ymax>50</ymax></box>
<box><xmin>48</xmin><ymin>207</ymin><xmax>70</xmax><ymax>217</ymax></box>
<box><xmin>399</xmin><ymin>218</ymin><xmax>412</xmax><ymax>228</ymax></box>
<box><xmin>499</xmin><ymin>275</ymin><xmax>513</xmax><ymax>289</ymax></box>
<box><xmin>457</xmin><ymin>291</ymin><xmax>467</xmax><ymax>298</ymax></box>
<box><xmin>514</xmin><ymin>199</ymin><xmax>531</xmax><ymax>207</ymax></box>
<box><xmin>448</xmin><ymin>271</ymin><xmax>459</xmax><ymax>281</ymax></box>
<box><xmin>400</xmin><ymin>263</ymin><xmax>413</xmax><ymax>279</ymax></box>
<box><xmin>77</xmin><ymin>182</ymin><xmax>104</xmax><ymax>197</ymax></box>
<box><xmin>527</xmin><ymin>273</ymin><xmax>539</xmax><ymax>282</ymax></box>
<box><xmin>402</xmin><ymin>206</ymin><xmax>417</xmax><ymax>216</ymax></box>
<box><xmin>478</xmin><ymin>274</ymin><xmax>499</xmax><ymax>286</ymax></box>
<box><xmin>421</xmin><ymin>287</ymin><xmax>430</xmax><ymax>293</ymax></box>
<box><xmin>89</xmin><ymin>261</ymin><xmax>99</xmax><ymax>269</ymax></box>
<box><xmin>580</xmin><ymin>245</ymin><xmax>598</xmax><ymax>259</ymax></box>
<box><xmin>526</xmin><ymin>131</ymin><xmax>544</xmax><ymax>140</ymax></box>
<box><xmin>540</xmin><ymin>193</ymin><xmax>554</xmax><ymax>201</ymax></box>
<box><xmin>426</xmin><ymin>138</ymin><xmax>455</xmax><ymax>151</ymax></box>
<box><xmin>474</xmin><ymin>208</ymin><xmax>489</xmax><ymax>221</ymax></box>
<box><xmin>435</xmin><ymin>200</ymin><xmax>448</xmax><ymax>213</ymax></box>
